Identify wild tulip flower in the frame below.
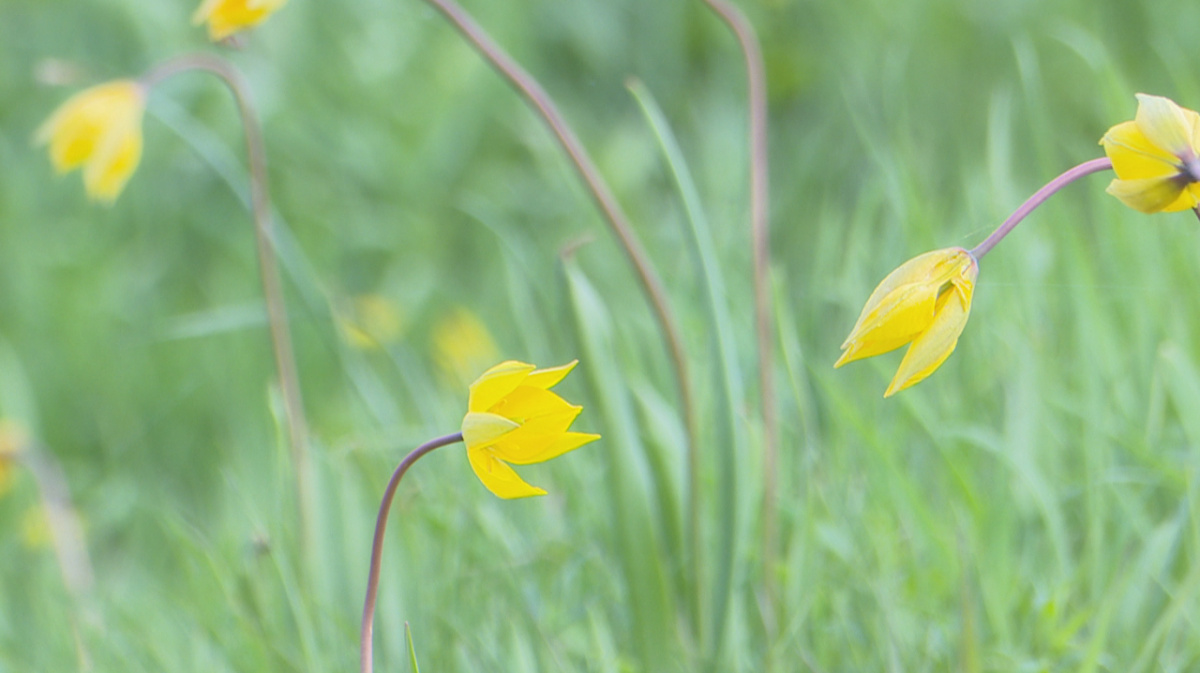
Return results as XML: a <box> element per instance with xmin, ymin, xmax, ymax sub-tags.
<box><xmin>1100</xmin><ymin>93</ymin><xmax>1200</xmax><ymax>214</ymax></box>
<box><xmin>193</xmin><ymin>0</ymin><xmax>288</xmax><ymax>41</ymax></box>
<box><xmin>461</xmin><ymin>360</ymin><xmax>599</xmax><ymax>498</ymax></box>
<box><xmin>836</xmin><ymin>247</ymin><xmax>978</xmax><ymax>397</ymax></box>
<box><xmin>35</xmin><ymin>80</ymin><xmax>146</xmax><ymax>203</ymax></box>
<box><xmin>362</xmin><ymin>359</ymin><xmax>599</xmax><ymax>671</ymax></box>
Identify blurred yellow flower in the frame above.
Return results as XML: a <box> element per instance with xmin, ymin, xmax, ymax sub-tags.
<box><xmin>0</xmin><ymin>420</ymin><xmax>28</xmax><ymax>496</ymax></box>
<box><xmin>193</xmin><ymin>0</ymin><xmax>289</xmax><ymax>41</ymax></box>
<box><xmin>1100</xmin><ymin>93</ymin><xmax>1200</xmax><ymax>213</ymax></box>
<box><xmin>35</xmin><ymin>80</ymin><xmax>146</xmax><ymax>203</ymax></box>
<box><xmin>0</xmin><ymin>458</ymin><xmax>13</xmax><ymax>496</ymax></box>
<box><xmin>461</xmin><ymin>360</ymin><xmax>599</xmax><ymax>499</ymax></box>
<box><xmin>434</xmin><ymin>307</ymin><xmax>500</xmax><ymax>386</ymax></box>
<box><xmin>20</xmin><ymin>505</ymin><xmax>52</xmax><ymax>550</ymax></box>
<box><xmin>339</xmin><ymin>294</ymin><xmax>405</xmax><ymax>350</ymax></box>
<box><xmin>836</xmin><ymin>247</ymin><xmax>978</xmax><ymax>397</ymax></box>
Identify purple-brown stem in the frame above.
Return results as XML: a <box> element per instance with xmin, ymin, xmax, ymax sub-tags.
<box><xmin>418</xmin><ymin>0</ymin><xmax>699</xmax><ymax>535</ymax></box>
<box><xmin>140</xmin><ymin>54</ymin><xmax>314</xmax><ymax>548</ymax></box>
<box><xmin>360</xmin><ymin>432</ymin><xmax>463</xmax><ymax>673</ymax></box>
<box><xmin>698</xmin><ymin>0</ymin><xmax>779</xmax><ymax>644</ymax></box>
<box><xmin>970</xmin><ymin>157</ymin><xmax>1113</xmax><ymax>259</ymax></box>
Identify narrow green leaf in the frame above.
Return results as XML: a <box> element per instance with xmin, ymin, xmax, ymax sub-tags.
<box><xmin>406</xmin><ymin>622</ymin><xmax>420</xmax><ymax>673</ymax></box>
<box><xmin>628</xmin><ymin>79</ymin><xmax>745</xmax><ymax>666</ymax></box>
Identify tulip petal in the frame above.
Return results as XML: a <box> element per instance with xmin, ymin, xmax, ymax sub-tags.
<box><xmin>493</xmin><ymin>386</ymin><xmax>577</xmax><ymax>421</ymax></box>
<box><xmin>492</xmin><ymin>431</ymin><xmax>600</xmax><ymax>466</ymax></box>
<box><xmin>849</xmin><ymin>250</ymin><xmax>953</xmax><ymax>329</ymax></box>
<box><xmin>1105</xmin><ymin>175</ymin><xmax>1193</xmax><ymax>214</ymax></box>
<box><xmin>36</xmin><ymin>80</ymin><xmax>145</xmax><ymax>203</ymax></box>
<box><xmin>523</xmin><ymin>360</ymin><xmax>577</xmax><ymax>391</ymax></box>
<box><xmin>836</xmin><ymin>282</ymin><xmax>938</xmax><ymax>365</ymax></box>
<box><xmin>83</xmin><ymin>122</ymin><xmax>142</xmax><ymax>203</ymax></box>
<box><xmin>461</xmin><ymin>411</ymin><xmax>519</xmax><ymax>450</ymax></box>
<box><xmin>194</xmin><ymin>0</ymin><xmax>288</xmax><ymax>40</ymax></box>
<box><xmin>1135</xmin><ymin>93</ymin><xmax>1198</xmax><ymax>160</ymax></box>
<box><xmin>1101</xmin><ymin>121</ymin><xmax>1183</xmax><ymax>181</ymax></box>
<box><xmin>498</xmin><ymin>407</ymin><xmax>584</xmax><ymax>453</ymax></box>
<box><xmin>467</xmin><ymin>361</ymin><xmax>535</xmax><ymax>413</ymax></box>
<box><xmin>468</xmin><ymin>448</ymin><xmax>547</xmax><ymax>499</ymax></box>
<box><xmin>885</xmin><ymin>280</ymin><xmax>972</xmax><ymax>397</ymax></box>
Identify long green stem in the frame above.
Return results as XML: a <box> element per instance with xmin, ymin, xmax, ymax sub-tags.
<box><xmin>417</xmin><ymin>0</ymin><xmax>699</xmax><ymax>556</ymax></box>
<box><xmin>140</xmin><ymin>54</ymin><xmax>313</xmax><ymax>547</ymax></box>
<box><xmin>360</xmin><ymin>432</ymin><xmax>463</xmax><ymax>673</ymax></box>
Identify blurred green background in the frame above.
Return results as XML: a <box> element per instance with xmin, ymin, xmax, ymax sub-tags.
<box><xmin>3</xmin><ymin>0</ymin><xmax>1200</xmax><ymax>670</ymax></box>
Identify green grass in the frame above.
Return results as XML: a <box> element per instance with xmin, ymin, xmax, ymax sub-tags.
<box><xmin>4</xmin><ymin>0</ymin><xmax>1200</xmax><ymax>670</ymax></box>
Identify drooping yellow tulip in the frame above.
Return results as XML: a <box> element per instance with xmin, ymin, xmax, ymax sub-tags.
<box><xmin>193</xmin><ymin>0</ymin><xmax>289</xmax><ymax>41</ymax></box>
<box><xmin>1100</xmin><ymin>93</ymin><xmax>1200</xmax><ymax>213</ymax></box>
<box><xmin>836</xmin><ymin>248</ymin><xmax>978</xmax><ymax>397</ymax></box>
<box><xmin>461</xmin><ymin>360</ymin><xmax>599</xmax><ymax>498</ymax></box>
<box><xmin>35</xmin><ymin>80</ymin><xmax>146</xmax><ymax>203</ymax></box>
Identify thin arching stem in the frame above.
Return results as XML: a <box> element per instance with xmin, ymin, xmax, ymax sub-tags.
<box><xmin>698</xmin><ymin>0</ymin><xmax>779</xmax><ymax>644</ymax></box>
<box><xmin>140</xmin><ymin>54</ymin><xmax>313</xmax><ymax>545</ymax></box>
<box><xmin>2</xmin><ymin>426</ymin><xmax>96</xmax><ymax>669</ymax></box>
<box><xmin>970</xmin><ymin>157</ymin><xmax>1113</xmax><ymax>259</ymax></box>
<box><xmin>360</xmin><ymin>432</ymin><xmax>464</xmax><ymax>673</ymax></box>
<box><xmin>417</xmin><ymin>0</ymin><xmax>699</xmax><ymax>523</ymax></box>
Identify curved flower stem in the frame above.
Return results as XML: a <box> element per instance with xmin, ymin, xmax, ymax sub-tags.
<box><xmin>970</xmin><ymin>157</ymin><xmax>1113</xmax><ymax>259</ymax></box>
<box><xmin>22</xmin><ymin>449</ymin><xmax>94</xmax><ymax>600</ymax></box>
<box><xmin>698</xmin><ymin>0</ymin><xmax>778</xmax><ymax>643</ymax></box>
<box><xmin>360</xmin><ymin>432</ymin><xmax>464</xmax><ymax>673</ymax></box>
<box><xmin>417</xmin><ymin>0</ymin><xmax>699</xmax><ymax>526</ymax></box>
<box><xmin>21</xmin><ymin>447</ymin><xmax>96</xmax><ymax>669</ymax></box>
<box><xmin>139</xmin><ymin>53</ymin><xmax>314</xmax><ymax>546</ymax></box>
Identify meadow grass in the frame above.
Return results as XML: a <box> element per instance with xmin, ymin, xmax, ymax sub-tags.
<box><xmin>3</xmin><ymin>0</ymin><xmax>1200</xmax><ymax>670</ymax></box>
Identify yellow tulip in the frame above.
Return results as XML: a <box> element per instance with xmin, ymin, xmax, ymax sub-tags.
<box><xmin>1100</xmin><ymin>93</ymin><xmax>1200</xmax><ymax>213</ymax></box>
<box><xmin>461</xmin><ymin>360</ymin><xmax>599</xmax><ymax>499</ymax></box>
<box><xmin>434</xmin><ymin>307</ymin><xmax>500</xmax><ymax>386</ymax></box>
<box><xmin>338</xmin><ymin>294</ymin><xmax>405</xmax><ymax>351</ymax></box>
<box><xmin>193</xmin><ymin>0</ymin><xmax>289</xmax><ymax>41</ymax></box>
<box><xmin>35</xmin><ymin>80</ymin><xmax>146</xmax><ymax>203</ymax></box>
<box><xmin>836</xmin><ymin>248</ymin><xmax>978</xmax><ymax>397</ymax></box>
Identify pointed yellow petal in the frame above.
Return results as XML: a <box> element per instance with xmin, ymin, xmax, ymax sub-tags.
<box><xmin>1105</xmin><ymin>176</ymin><xmax>1191</xmax><ymax>214</ymax></box>
<box><xmin>492</xmin><ymin>431</ymin><xmax>600</xmax><ymax>466</ymax></box>
<box><xmin>195</xmin><ymin>0</ymin><xmax>287</xmax><ymax>40</ymax></box>
<box><xmin>461</xmin><ymin>411</ymin><xmax>519</xmax><ymax>450</ymax></box>
<box><xmin>467</xmin><ymin>361</ymin><xmax>535</xmax><ymax>412</ymax></box>
<box><xmin>1135</xmin><ymin>93</ymin><xmax>1197</xmax><ymax>159</ymax></box>
<box><xmin>838</xmin><ymin>248</ymin><xmax>976</xmax><ymax>367</ymax></box>
<box><xmin>523</xmin><ymin>360</ymin><xmax>577</xmax><ymax>390</ymax></box>
<box><xmin>1101</xmin><ymin>120</ymin><xmax>1184</xmax><ymax>181</ymax></box>
<box><xmin>83</xmin><ymin>123</ymin><xmax>142</xmax><ymax>203</ymax></box>
<box><xmin>467</xmin><ymin>448</ymin><xmax>547</xmax><ymax>499</ymax></box>
<box><xmin>493</xmin><ymin>385</ymin><xmax>576</xmax><ymax>421</ymax></box>
<box><xmin>836</xmin><ymin>282</ymin><xmax>938</xmax><ymax>366</ymax></box>
<box><xmin>496</xmin><ymin>406</ymin><xmax>583</xmax><ymax>453</ymax></box>
<box><xmin>885</xmin><ymin>279</ymin><xmax>973</xmax><ymax>397</ymax></box>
